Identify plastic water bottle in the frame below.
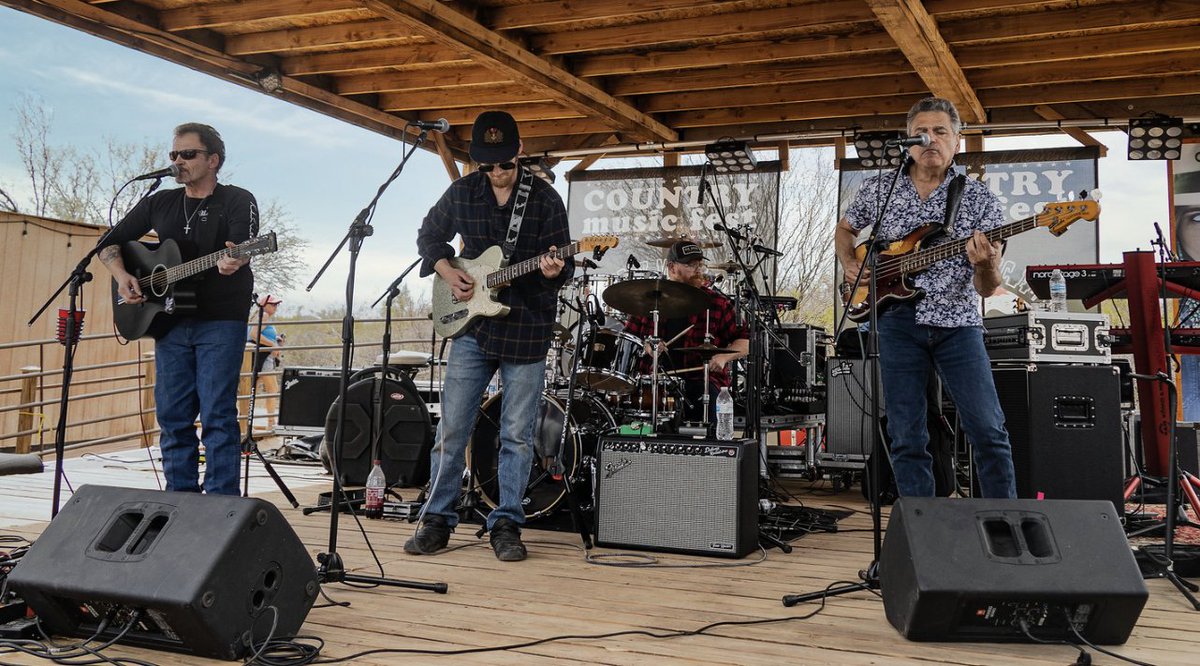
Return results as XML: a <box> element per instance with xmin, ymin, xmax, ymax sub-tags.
<box><xmin>1048</xmin><ymin>268</ymin><xmax>1068</xmax><ymax>313</ymax></box>
<box><xmin>715</xmin><ymin>387</ymin><xmax>735</xmax><ymax>440</ymax></box>
<box><xmin>364</xmin><ymin>460</ymin><xmax>385</xmax><ymax>519</ymax></box>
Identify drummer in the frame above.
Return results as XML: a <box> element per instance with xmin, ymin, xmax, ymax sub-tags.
<box><xmin>623</xmin><ymin>240</ymin><xmax>750</xmax><ymax>421</ymax></box>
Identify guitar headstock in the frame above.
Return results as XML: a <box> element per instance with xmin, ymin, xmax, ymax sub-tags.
<box><xmin>1036</xmin><ymin>200</ymin><xmax>1100</xmax><ymax>236</ymax></box>
<box><xmin>578</xmin><ymin>235</ymin><xmax>619</xmax><ymax>254</ymax></box>
<box><xmin>234</xmin><ymin>231</ymin><xmax>278</xmax><ymax>257</ymax></box>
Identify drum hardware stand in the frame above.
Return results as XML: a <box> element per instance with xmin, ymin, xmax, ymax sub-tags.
<box><xmin>783</xmin><ymin>154</ymin><xmax>909</xmax><ymax>607</ymax></box>
<box><xmin>551</xmin><ymin>255</ymin><xmax>608</xmax><ymax>549</ymax></box>
<box><xmin>305</xmin><ymin>124</ymin><xmax>446</xmax><ymax>594</ymax></box>
<box><xmin>241</xmin><ymin>295</ymin><xmax>299</xmax><ymax>506</ymax></box>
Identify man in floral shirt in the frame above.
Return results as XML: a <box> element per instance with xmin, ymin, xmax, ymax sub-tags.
<box><xmin>834</xmin><ymin>97</ymin><xmax>1016</xmax><ymax>499</ymax></box>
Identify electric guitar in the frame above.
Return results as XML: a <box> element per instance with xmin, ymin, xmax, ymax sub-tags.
<box><xmin>111</xmin><ymin>232</ymin><xmax>278</xmax><ymax>340</ymax></box>
<box><xmin>431</xmin><ymin>235</ymin><xmax>619</xmax><ymax>338</ymax></box>
<box><xmin>841</xmin><ymin>199</ymin><xmax>1099</xmax><ymax>323</ymax></box>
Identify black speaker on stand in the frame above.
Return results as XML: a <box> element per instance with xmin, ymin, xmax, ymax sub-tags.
<box><xmin>8</xmin><ymin>485</ymin><xmax>319</xmax><ymax>660</ymax></box>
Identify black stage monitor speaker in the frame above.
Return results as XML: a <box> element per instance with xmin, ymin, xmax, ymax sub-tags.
<box><xmin>323</xmin><ymin>373</ymin><xmax>432</xmax><ymax>487</ymax></box>
<box><xmin>880</xmin><ymin>497</ymin><xmax>1147</xmax><ymax>644</ymax></box>
<box><xmin>595</xmin><ymin>436</ymin><xmax>757</xmax><ymax>557</ymax></box>
<box><xmin>8</xmin><ymin>485</ymin><xmax>319</xmax><ymax>660</ymax></box>
<box><xmin>992</xmin><ymin>364</ymin><xmax>1124</xmax><ymax>511</ymax></box>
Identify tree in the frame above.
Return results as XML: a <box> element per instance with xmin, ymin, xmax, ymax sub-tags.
<box><xmin>3</xmin><ymin>94</ymin><xmax>308</xmax><ymax>293</ymax></box>
<box><xmin>774</xmin><ymin>148</ymin><xmax>840</xmax><ymax>328</ymax></box>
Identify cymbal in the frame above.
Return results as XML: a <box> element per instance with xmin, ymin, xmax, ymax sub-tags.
<box><xmin>643</xmin><ymin>237</ymin><xmax>721</xmax><ymax>249</ymax></box>
<box><xmin>707</xmin><ymin>261</ymin><xmax>743</xmax><ymax>272</ymax></box>
<box><xmin>677</xmin><ymin>342</ymin><xmax>736</xmax><ymax>357</ymax></box>
<box><xmin>602</xmin><ymin>278</ymin><xmax>710</xmax><ymax>318</ymax></box>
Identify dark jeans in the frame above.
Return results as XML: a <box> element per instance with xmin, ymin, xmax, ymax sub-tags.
<box><xmin>876</xmin><ymin>304</ymin><xmax>1016</xmax><ymax>499</ymax></box>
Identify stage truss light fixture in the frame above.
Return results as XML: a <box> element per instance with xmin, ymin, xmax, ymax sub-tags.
<box><xmin>852</xmin><ymin>130</ymin><xmax>905</xmax><ymax>168</ymax></box>
<box><xmin>519</xmin><ymin>156</ymin><xmax>557</xmax><ymax>184</ymax></box>
<box><xmin>1128</xmin><ymin>116</ymin><xmax>1184</xmax><ymax>161</ymax></box>
<box><xmin>704</xmin><ymin>140</ymin><xmax>758</xmax><ymax>173</ymax></box>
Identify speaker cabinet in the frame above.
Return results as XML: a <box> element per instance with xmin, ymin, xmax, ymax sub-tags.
<box><xmin>880</xmin><ymin>497</ymin><xmax>1147</xmax><ymax>644</ymax></box>
<box><xmin>8</xmin><ymin>485</ymin><xmax>319</xmax><ymax>660</ymax></box>
<box><xmin>279</xmin><ymin>367</ymin><xmax>345</xmax><ymax>430</ymax></box>
<box><xmin>821</xmin><ymin>358</ymin><xmax>881</xmax><ymax>469</ymax></box>
<box><xmin>992</xmin><ymin>364</ymin><xmax>1124</xmax><ymax>510</ymax></box>
<box><xmin>595</xmin><ymin>437</ymin><xmax>757</xmax><ymax>557</ymax></box>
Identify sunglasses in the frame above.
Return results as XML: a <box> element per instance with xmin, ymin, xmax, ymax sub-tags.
<box><xmin>169</xmin><ymin>149</ymin><xmax>210</xmax><ymax>161</ymax></box>
<box><xmin>477</xmin><ymin>161</ymin><xmax>516</xmax><ymax>173</ymax></box>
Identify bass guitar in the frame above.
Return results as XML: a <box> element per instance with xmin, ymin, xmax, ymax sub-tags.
<box><xmin>431</xmin><ymin>235</ymin><xmax>619</xmax><ymax>338</ymax></box>
<box><xmin>111</xmin><ymin>232</ymin><xmax>278</xmax><ymax>340</ymax></box>
<box><xmin>841</xmin><ymin>199</ymin><xmax>1099</xmax><ymax>322</ymax></box>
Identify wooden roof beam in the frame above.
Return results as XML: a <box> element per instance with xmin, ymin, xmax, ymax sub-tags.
<box><xmin>431</xmin><ymin>130</ymin><xmax>461</xmax><ymax>181</ymax></box>
<box><xmin>1033</xmin><ymin>105</ymin><xmax>1108</xmax><ymax>158</ymax></box>
<box><xmin>160</xmin><ymin>0</ymin><xmax>364</xmax><ymax>32</ymax></box>
<box><xmin>487</xmin><ymin>0</ymin><xmax>703</xmax><ymax>31</ymax></box>
<box><xmin>225</xmin><ymin>20</ymin><xmax>421</xmax><ymax>56</ymax></box>
<box><xmin>865</xmin><ymin>0</ymin><xmax>986</xmax><ymax>124</ymax></box>
<box><xmin>980</xmin><ymin>73</ymin><xmax>1200</xmax><ymax>108</ymax></box>
<box><xmin>941</xmin><ymin>1</ymin><xmax>1200</xmax><ymax>44</ymax></box>
<box><xmin>955</xmin><ymin>25</ymin><xmax>1200</xmax><ymax>69</ymax></box>
<box><xmin>638</xmin><ymin>73</ymin><xmax>928</xmax><ymax>113</ymax></box>
<box><xmin>281</xmin><ymin>44</ymin><xmax>471</xmax><ymax>76</ymax></box>
<box><xmin>377</xmin><ymin>86</ymin><xmax>549</xmax><ymax>112</ymax></box>
<box><xmin>422</xmin><ymin>103</ymin><xmax>584</xmax><ymax>127</ymax></box>
<box><xmin>358</xmin><ymin>0</ymin><xmax>676</xmax><ymax>142</ymax></box>
<box><xmin>335</xmin><ymin>66</ymin><xmax>512</xmax><ymax>94</ymax></box>
<box><xmin>664</xmin><ymin>95</ymin><xmax>929</xmax><ymax>129</ymax></box>
<box><xmin>527</xmin><ymin>1</ymin><xmax>875</xmax><ymax>56</ymax></box>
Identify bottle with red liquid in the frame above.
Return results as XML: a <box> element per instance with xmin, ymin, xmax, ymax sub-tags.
<box><xmin>364</xmin><ymin>460</ymin><xmax>386</xmax><ymax>519</ymax></box>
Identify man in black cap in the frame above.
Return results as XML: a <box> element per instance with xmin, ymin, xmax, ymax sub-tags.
<box><xmin>624</xmin><ymin>241</ymin><xmax>750</xmax><ymax>423</ymax></box>
<box><xmin>408</xmin><ymin>110</ymin><xmax>572</xmax><ymax>561</ymax></box>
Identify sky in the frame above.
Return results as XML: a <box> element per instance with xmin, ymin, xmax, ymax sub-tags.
<box><xmin>0</xmin><ymin>7</ymin><xmax>1177</xmax><ymax>314</ymax></box>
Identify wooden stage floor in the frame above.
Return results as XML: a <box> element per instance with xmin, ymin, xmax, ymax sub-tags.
<box><xmin>1</xmin><ymin>447</ymin><xmax>1197</xmax><ymax>665</ymax></box>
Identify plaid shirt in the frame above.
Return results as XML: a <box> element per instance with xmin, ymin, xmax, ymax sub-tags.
<box><xmin>623</xmin><ymin>286</ymin><xmax>749</xmax><ymax>386</ymax></box>
<box><xmin>417</xmin><ymin>168</ymin><xmax>573</xmax><ymax>362</ymax></box>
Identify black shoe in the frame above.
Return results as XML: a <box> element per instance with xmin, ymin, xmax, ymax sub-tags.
<box><xmin>404</xmin><ymin>515</ymin><xmax>451</xmax><ymax>555</ymax></box>
<box><xmin>489</xmin><ymin>518</ymin><xmax>528</xmax><ymax>562</ymax></box>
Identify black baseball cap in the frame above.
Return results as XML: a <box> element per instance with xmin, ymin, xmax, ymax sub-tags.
<box><xmin>667</xmin><ymin>240</ymin><xmax>705</xmax><ymax>264</ymax></box>
<box><xmin>470</xmin><ymin>110</ymin><xmax>520</xmax><ymax>163</ymax></box>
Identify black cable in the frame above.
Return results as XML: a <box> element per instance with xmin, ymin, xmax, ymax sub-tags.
<box><xmin>1017</xmin><ymin>618</ymin><xmax>1091</xmax><ymax>665</ymax></box>
<box><xmin>1064</xmin><ymin>611</ymin><xmax>1157</xmax><ymax>666</ymax></box>
<box><xmin>312</xmin><ymin>586</ymin><xmax>831</xmax><ymax>662</ymax></box>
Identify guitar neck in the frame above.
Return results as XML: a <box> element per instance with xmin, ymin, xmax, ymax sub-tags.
<box><xmin>139</xmin><ymin>246</ymin><xmax>240</xmax><ymax>288</ymax></box>
<box><xmin>486</xmin><ymin>242</ymin><xmax>583</xmax><ymax>288</ymax></box>
<box><xmin>900</xmin><ymin>214</ymin><xmax>1041</xmax><ymax>273</ymax></box>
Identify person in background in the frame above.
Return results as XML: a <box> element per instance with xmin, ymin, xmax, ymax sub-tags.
<box><xmin>248</xmin><ymin>294</ymin><xmax>283</xmax><ymax>431</ymax></box>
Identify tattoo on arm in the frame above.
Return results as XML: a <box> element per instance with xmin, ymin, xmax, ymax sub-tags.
<box><xmin>99</xmin><ymin>245</ymin><xmax>121</xmax><ymax>265</ymax></box>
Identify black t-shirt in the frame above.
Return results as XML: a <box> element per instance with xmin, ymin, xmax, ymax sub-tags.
<box><xmin>101</xmin><ymin>183</ymin><xmax>259</xmax><ymax>324</ymax></box>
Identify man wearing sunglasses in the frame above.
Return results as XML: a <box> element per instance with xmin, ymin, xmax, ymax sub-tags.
<box><xmin>409</xmin><ymin>110</ymin><xmax>572</xmax><ymax>562</ymax></box>
<box><xmin>98</xmin><ymin>122</ymin><xmax>259</xmax><ymax>497</ymax></box>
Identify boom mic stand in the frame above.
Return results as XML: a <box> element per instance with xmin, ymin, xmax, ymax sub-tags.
<box><xmin>241</xmin><ymin>296</ymin><xmax>299</xmax><ymax>506</ymax></box>
<box><xmin>305</xmin><ymin>126</ymin><xmax>446</xmax><ymax>594</ymax></box>
<box><xmin>783</xmin><ymin>154</ymin><xmax>909</xmax><ymax>607</ymax></box>
<box><xmin>27</xmin><ymin>173</ymin><xmax>170</xmax><ymax>517</ymax></box>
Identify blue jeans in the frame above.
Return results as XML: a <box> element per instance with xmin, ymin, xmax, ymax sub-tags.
<box><xmin>877</xmin><ymin>304</ymin><xmax>1016</xmax><ymax>498</ymax></box>
<box><xmin>154</xmin><ymin>319</ymin><xmax>247</xmax><ymax>496</ymax></box>
<box><xmin>424</xmin><ymin>334</ymin><xmax>545</xmax><ymax>529</ymax></box>
<box><xmin>1182</xmin><ymin>355</ymin><xmax>1200</xmax><ymax>422</ymax></box>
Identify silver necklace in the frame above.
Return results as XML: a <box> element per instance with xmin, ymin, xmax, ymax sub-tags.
<box><xmin>182</xmin><ymin>192</ymin><xmax>208</xmax><ymax>235</ymax></box>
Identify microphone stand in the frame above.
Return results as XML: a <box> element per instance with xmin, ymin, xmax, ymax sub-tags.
<box><xmin>305</xmin><ymin>127</ymin><xmax>446</xmax><ymax>594</ymax></box>
<box><xmin>241</xmin><ymin>297</ymin><xmax>299</xmax><ymax>507</ymax></box>
<box><xmin>27</xmin><ymin>174</ymin><xmax>169</xmax><ymax>517</ymax></box>
<box><xmin>783</xmin><ymin>154</ymin><xmax>909</xmax><ymax>607</ymax></box>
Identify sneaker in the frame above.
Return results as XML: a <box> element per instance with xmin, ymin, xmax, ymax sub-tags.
<box><xmin>489</xmin><ymin>518</ymin><xmax>528</xmax><ymax>562</ymax></box>
<box><xmin>404</xmin><ymin>515</ymin><xmax>452</xmax><ymax>555</ymax></box>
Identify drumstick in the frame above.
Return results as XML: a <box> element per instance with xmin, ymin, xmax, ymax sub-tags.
<box><xmin>663</xmin><ymin>324</ymin><xmax>694</xmax><ymax>348</ymax></box>
<box><xmin>665</xmin><ymin>366</ymin><xmax>706</xmax><ymax>375</ymax></box>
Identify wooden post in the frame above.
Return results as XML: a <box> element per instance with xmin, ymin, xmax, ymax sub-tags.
<box><xmin>140</xmin><ymin>352</ymin><xmax>156</xmax><ymax>449</ymax></box>
<box><xmin>239</xmin><ymin>346</ymin><xmax>254</xmax><ymax>436</ymax></box>
<box><xmin>16</xmin><ymin>366</ymin><xmax>40</xmax><ymax>454</ymax></box>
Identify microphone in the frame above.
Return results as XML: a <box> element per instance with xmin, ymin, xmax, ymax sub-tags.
<box><xmin>627</xmin><ymin>254</ymin><xmax>641</xmax><ymax>269</ymax></box>
<box><xmin>714</xmin><ymin>223</ymin><xmax>745</xmax><ymax>241</ymax></box>
<box><xmin>133</xmin><ymin>164</ymin><xmax>180</xmax><ymax>181</ymax></box>
<box><xmin>410</xmin><ymin>118</ymin><xmax>450</xmax><ymax>133</ymax></box>
<box><xmin>576</xmin><ymin>257</ymin><xmax>599</xmax><ymax>270</ymax></box>
<box><xmin>1153</xmin><ymin>221</ymin><xmax>1175</xmax><ymax>260</ymax></box>
<box><xmin>697</xmin><ymin>162</ymin><xmax>709</xmax><ymax>206</ymax></box>
<box><xmin>752</xmin><ymin>244</ymin><xmax>783</xmax><ymax>257</ymax></box>
<box><xmin>886</xmin><ymin>134</ymin><xmax>931</xmax><ymax>147</ymax></box>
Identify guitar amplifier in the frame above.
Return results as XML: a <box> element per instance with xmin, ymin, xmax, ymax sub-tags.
<box><xmin>278</xmin><ymin>367</ymin><xmax>346</xmax><ymax>433</ymax></box>
<box><xmin>595</xmin><ymin>437</ymin><xmax>758</xmax><ymax>558</ymax></box>
<box><xmin>983</xmin><ymin>312</ymin><xmax>1111</xmax><ymax>364</ymax></box>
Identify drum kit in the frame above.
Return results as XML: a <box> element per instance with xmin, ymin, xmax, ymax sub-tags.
<box><xmin>468</xmin><ymin>236</ymin><xmax>740</xmax><ymax>521</ymax></box>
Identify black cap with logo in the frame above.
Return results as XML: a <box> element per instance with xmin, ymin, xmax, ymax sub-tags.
<box><xmin>667</xmin><ymin>240</ymin><xmax>705</xmax><ymax>264</ymax></box>
<box><xmin>470</xmin><ymin>110</ymin><xmax>521</xmax><ymax>163</ymax></box>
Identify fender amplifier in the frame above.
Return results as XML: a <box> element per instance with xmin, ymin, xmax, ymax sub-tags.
<box><xmin>278</xmin><ymin>367</ymin><xmax>346</xmax><ymax>432</ymax></box>
<box><xmin>595</xmin><ymin>437</ymin><xmax>757</xmax><ymax>557</ymax></box>
<box><xmin>8</xmin><ymin>485</ymin><xmax>319</xmax><ymax>660</ymax></box>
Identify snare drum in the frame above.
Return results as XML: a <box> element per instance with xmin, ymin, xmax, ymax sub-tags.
<box><xmin>613</xmin><ymin>375</ymin><xmax>683</xmax><ymax>424</ymax></box>
<box><xmin>575</xmin><ymin>328</ymin><xmax>642</xmax><ymax>394</ymax></box>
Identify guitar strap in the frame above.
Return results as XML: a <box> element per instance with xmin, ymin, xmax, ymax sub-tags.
<box><xmin>500</xmin><ymin>167</ymin><xmax>536</xmax><ymax>263</ymax></box>
<box><xmin>942</xmin><ymin>173</ymin><xmax>966</xmax><ymax>233</ymax></box>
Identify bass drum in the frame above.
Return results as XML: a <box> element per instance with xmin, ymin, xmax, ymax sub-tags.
<box><xmin>469</xmin><ymin>390</ymin><xmax>615</xmax><ymax>519</ymax></box>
